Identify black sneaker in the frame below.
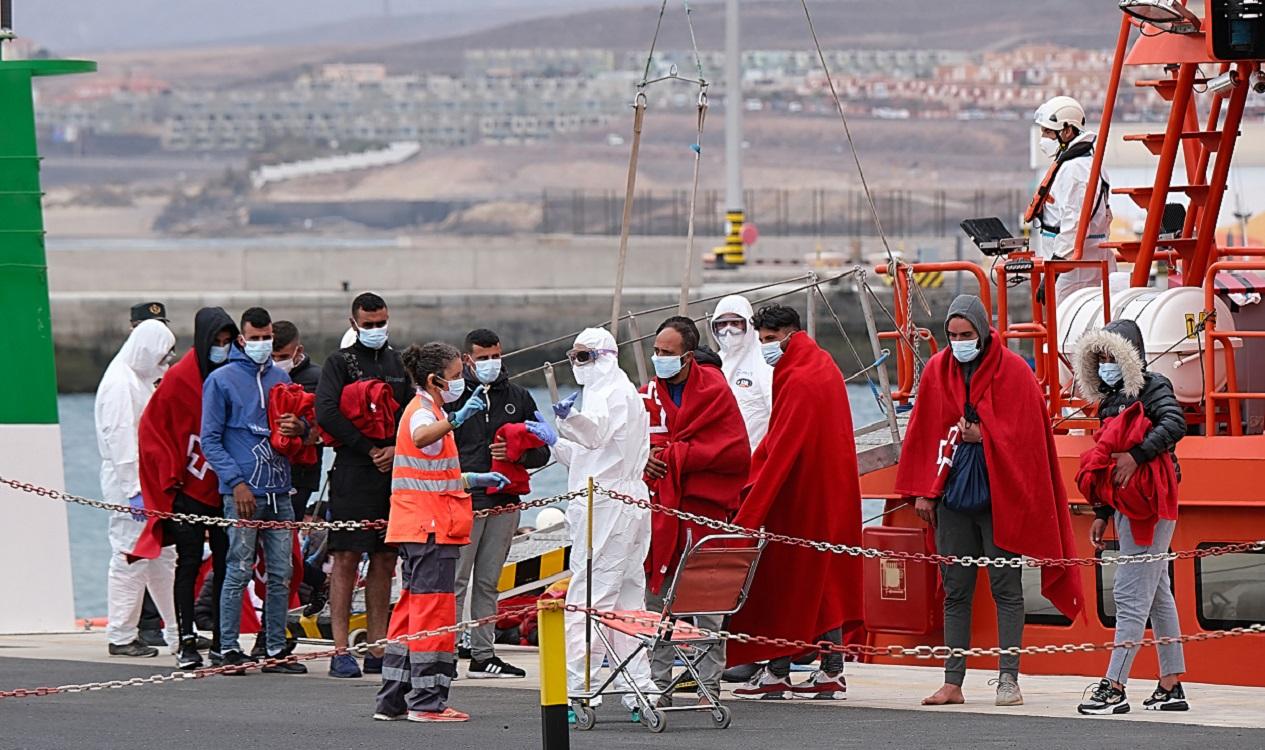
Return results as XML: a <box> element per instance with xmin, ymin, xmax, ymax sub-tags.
<box><xmin>108</xmin><ymin>640</ymin><xmax>159</xmax><ymax>658</ymax></box>
<box><xmin>193</xmin><ymin>635</ymin><xmax>213</xmax><ymax>650</ymax></box>
<box><xmin>220</xmin><ymin>650</ymin><xmax>256</xmax><ymax>676</ymax></box>
<box><xmin>138</xmin><ymin>628</ymin><xmax>168</xmax><ymax>648</ymax></box>
<box><xmin>176</xmin><ymin>640</ymin><xmax>204</xmax><ymax>671</ymax></box>
<box><xmin>467</xmin><ymin>656</ymin><xmax>526</xmax><ymax>679</ymax></box>
<box><xmin>261</xmin><ymin>659</ymin><xmax>309</xmax><ymax>675</ymax></box>
<box><xmin>209</xmin><ymin>649</ymin><xmax>224</xmax><ymax>667</ymax></box>
<box><xmin>1143</xmin><ymin>682</ymin><xmax>1189</xmax><ymax>711</ymax></box>
<box><xmin>1077</xmin><ymin>679</ymin><xmax>1130</xmax><ymax>715</ymax></box>
<box><xmin>250</xmin><ymin>639</ymin><xmax>269</xmax><ymax>659</ymax></box>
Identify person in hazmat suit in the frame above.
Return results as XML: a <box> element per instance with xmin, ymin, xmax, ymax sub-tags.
<box><xmin>1026</xmin><ymin>95</ymin><xmax>1116</xmax><ymax>299</ymax></box>
<box><xmin>97</xmin><ymin>319</ymin><xmax>181</xmax><ymax>657</ymax></box>
<box><xmin>524</xmin><ymin>327</ymin><xmax>657</xmax><ymax>716</ymax></box>
<box><xmin>709</xmin><ymin>294</ymin><xmax>773</xmax><ymax>452</ymax></box>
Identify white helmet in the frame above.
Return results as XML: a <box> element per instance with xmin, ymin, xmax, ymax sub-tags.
<box><xmin>1034</xmin><ymin>96</ymin><xmax>1085</xmax><ymax>132</ymax></box>
<box><xmin>534</xmin><ymin>507</ymin><xmax>566</xmax><ymax>531</ymax></box>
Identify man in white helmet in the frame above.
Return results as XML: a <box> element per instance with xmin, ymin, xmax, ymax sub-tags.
<box><xmin>709</xmin><ymin>294</ymin><xmax>774</xmax><ymax>452</ymax></box>
<box><xmin>1025</xmin><ymin>95</ymin><xmax>1116</xmax><ymax>298</ymax></box>
<box><xmin>524</xmin><ymin>327</ymin><xmax>657</xmax><ymax>716</ymax></box>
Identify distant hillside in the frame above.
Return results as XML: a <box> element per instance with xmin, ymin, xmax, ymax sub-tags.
<box><xmin>345</xmin><ymin>0</ymin><xmax>1120</xmax><ymax>74</ymax></box>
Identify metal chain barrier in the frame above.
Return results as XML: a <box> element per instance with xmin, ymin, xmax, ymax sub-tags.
<box><xmin>0</xmin><ymin>606</ymin><xmax>536</xmax><ymax>700</ymax></box>
<box><xmin>0</xmin><ymin>475</ymin><xmax>582</xmax><ymax>532</ymax></box>
<box><xmin>594</xmin><ymin>485</ymin><xmax>1265</xmax><ymax>569</ymax></box>
<box><xmin>570</xmin><ymin>606</ymin><xmax>1265</xmax><ymax>661</ymax></box>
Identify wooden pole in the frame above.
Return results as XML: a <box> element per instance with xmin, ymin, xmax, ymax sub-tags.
<box><xmin>611</xmin><ymin>94</ymin><xmax>648</xmax><ymax>334</ymax></box>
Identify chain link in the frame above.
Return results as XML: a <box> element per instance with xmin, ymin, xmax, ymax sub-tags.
<box><xmin>593</xmin><ymin>484</ymin><xmax>1265</xmax><ymax>569</ymax></box>
<box><xmin>0</xmin><ymin>475</ymin><xmax>582</xmax><ymax>532</ymax></box>
<box><xmin>567</xmin><ymin>606</ymin><xmax>1265</xmax><ymax>660</ymax></box>
<box><xmin>0</xmin><ymin>606</ymin><xmax>536</xmax><ymax>700</ymax></box>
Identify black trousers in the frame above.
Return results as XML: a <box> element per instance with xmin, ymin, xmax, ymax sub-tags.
<box><xmin>167</xmin><ymin>493</ymin><xmax>229</xmax><ymax>649</ymax></box>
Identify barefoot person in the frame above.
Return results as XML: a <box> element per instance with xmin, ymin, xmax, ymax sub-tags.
<box><xmin>896</xmin><ymin>295</ymin><xmax>1084</xmax><ymax>707</ymax></box>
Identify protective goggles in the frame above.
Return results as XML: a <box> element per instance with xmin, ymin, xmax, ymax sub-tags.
<box><xmin>567</xmin><ymin>348</ymin><xmax>616</xmax><ymax>365</ymax></box>
<box><xmin>711</xmin><ymin>319</ymin><xmax>748</xmax><ymax>336</ymax></box>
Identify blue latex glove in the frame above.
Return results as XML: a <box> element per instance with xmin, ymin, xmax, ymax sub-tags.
<box><xmin>128</xmin><ymin>493</ymin><xmax>146</xmax><ymax>522</ymax></box>
<box><xmin>553</xmin><ymin>392</ymin><xmax>580</xmax><ymax>420</ymax></box>
<box><xmin>465</xmin><ymin>472</ymin><xmax>510</xmax><ymax>491</ymax></box>
<box><xmin>450</xmin><ymin>390</ymin><xmax>487</xmax><ymax>428</ymax></box>
<box><xmin>525</xmin><ymin>411</ymin><xmax>559</xmax><ymax>446</ymax></box>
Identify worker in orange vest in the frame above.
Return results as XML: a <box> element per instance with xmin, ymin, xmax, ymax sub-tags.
<box><xmin>373</xmin><ymin>342</ymin><xmax>509</xmax><ymax>723</ymax></box>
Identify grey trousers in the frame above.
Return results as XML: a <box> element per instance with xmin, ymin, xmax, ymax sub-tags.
<box><xmin>646</xmin><ymin>583</ymin><xmax>725</xmax><ymax>694</ymax></box>
<box><xmin>1106</xmin><ymin>514</ymin><xmax>1185</xmax><ymax>685</ymax></box>
<box><xmin>936</xmin><ymin>504</ymin><xmax>1024</xmax><ymax>686</ymax></box>
<box><xmin>454</xmin><ymin>510</ymin><xmax>520</xmax><ymax>661</ymax></box>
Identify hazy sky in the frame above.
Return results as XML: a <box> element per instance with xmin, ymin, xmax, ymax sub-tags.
<box><xmin>16</xmin><ymin>0</ymin><xmax>639</xmax><ymax>53</ymax></box>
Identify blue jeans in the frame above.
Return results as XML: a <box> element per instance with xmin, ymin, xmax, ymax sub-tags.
<box><xmin>220</xmin><ymin>493</ymin><xmax>294</xmax><ymax>656</ymax></box>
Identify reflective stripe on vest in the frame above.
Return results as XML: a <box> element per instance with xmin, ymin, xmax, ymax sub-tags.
<box><xmin>394</xmin><ymin>454</ymin><xmax>462</xmax><ymax>472</ymax></box>
<box><xmin>392</xmin><ymin>476</ymin><xmax>465</xmax><ymax>493</ymax></box>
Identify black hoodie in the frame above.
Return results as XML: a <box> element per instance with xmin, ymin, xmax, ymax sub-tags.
<box><xmin>193</xmin><ymin>307</ymin><xmax>239</xmax><ymax>380</ymax></box>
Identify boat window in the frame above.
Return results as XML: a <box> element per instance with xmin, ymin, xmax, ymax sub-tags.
<box><xmin>1195</xmin><ymin>545</ymin><xmax>1265</xmax><ymax>631</ymax></box>
<box><xmin>1022</xmin><ymin>565</ymin><xmax>1071</xmax><ymax>626</ymax></box>
<box><xmin>1095</xmin><ymin>542</ymin><xmax>1175</xmax><ymax>629</ymax></box>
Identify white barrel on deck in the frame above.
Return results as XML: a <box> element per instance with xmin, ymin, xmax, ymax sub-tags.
<box><xmin>1056</xmin><ymin>285</ymin><xmax>1241</xmax><ymax>403</ymax></box>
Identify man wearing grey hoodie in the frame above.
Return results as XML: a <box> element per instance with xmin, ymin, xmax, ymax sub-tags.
<box><xmin>913</xmin><ymin>295</ymin><xmax>1026</xmax><ymax>708</ymax></box>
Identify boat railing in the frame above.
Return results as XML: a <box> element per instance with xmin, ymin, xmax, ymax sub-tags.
<box><xmin>1203</xmin><ymin>260</ymin><xmax>1265</xmax><ymax>436</ymax></box>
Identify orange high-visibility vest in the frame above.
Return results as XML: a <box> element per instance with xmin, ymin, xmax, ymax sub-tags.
<box><xmin>386</xmin><ymin>394</ymin><xmax>472</xmax><ymax>545</ymax></box>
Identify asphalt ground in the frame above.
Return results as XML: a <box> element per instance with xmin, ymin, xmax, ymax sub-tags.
<box><xmin>2</xmin><ymin>658</ymin><xmax>1265</xmax><ymax>750</ymax></box>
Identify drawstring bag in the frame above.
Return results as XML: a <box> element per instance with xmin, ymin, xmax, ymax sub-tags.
<box><xmin>941</xmin><ymin>440</ymin><xmax>990</xmax><ymax>514</ymax></box>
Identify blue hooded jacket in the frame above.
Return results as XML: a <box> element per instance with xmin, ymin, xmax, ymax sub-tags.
<box><xmin>201</xmin><ymin>345</ymin><xmax>293</xmax><ymax>496</ymax></box>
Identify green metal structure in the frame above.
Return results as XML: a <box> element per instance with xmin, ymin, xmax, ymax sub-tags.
<box><xmin>0</xmin><ymin>57</ymin><xmax>94</xmax><ymax>424</ymax></box>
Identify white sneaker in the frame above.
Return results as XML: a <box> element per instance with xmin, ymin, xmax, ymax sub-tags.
<box><xmin>733</xmin><ymin>667</ymin><xmax>793</xmax><ymax>700</ymax></box>
<box><xmin>790</xmin><ymin>670</ymin><xmax>847</xmax><ymax>700</ymax></box>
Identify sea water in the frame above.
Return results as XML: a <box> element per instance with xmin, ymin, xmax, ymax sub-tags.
<box><xmin>58</xmin><ymin>386</ymin><xmax>885</xmax><ymax>617</ymax></box>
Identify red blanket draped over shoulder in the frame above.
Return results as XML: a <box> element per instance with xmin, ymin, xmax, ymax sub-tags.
<box><xmin>645</xmin><ymin>362</ymin><xmax>751</xmax><ymax>594</ymax></box>
<box><xmin>895</xmin><ymin>329</ymin><xmax>1084</xmax><ymax>620</ymax></box>
<box><xmin>726</xmin><ymin>332</ymin><xmax>863</xmax><ymax>666</ymax></box>
<box><xmin>132</xmin><ymin>350</ymin><xmax>221</xmax><ymax>560</ymax></box>
<box><xmin>1075</xmin><ymin>402</ymin><xmax>1178</xmax><ymax>547</ymax></box>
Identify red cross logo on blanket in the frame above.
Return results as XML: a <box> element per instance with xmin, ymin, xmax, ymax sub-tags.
<box><xmin>936</xmin><ymin>425</ymin><xmax>962</xmax><ymax>477</ymax></box>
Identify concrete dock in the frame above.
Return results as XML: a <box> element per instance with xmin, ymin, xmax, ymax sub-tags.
<box><xmin>2</xmin><ymin>632</ymin><xmax>1262</xmax><ymax>749</ymax></box>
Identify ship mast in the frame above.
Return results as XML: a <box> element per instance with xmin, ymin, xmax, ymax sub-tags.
<box><xmin>720</xmin><ymin>0</ymin><xmax>746</xmax><ymax>267</ymax></box>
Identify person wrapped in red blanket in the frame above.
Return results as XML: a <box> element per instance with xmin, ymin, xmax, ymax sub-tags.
<box><xmin>641</xmin><ymin>317</ymin><xmax>750</xmax><ymax>699</ymax></box>
<box><xmin>729</xmin><ymin>305</ymin><xmax>861</xmax><ymax>702</ymax></box>
<box><xmin>1075</xmin><ymin>402</ymin><xmax>1178</xmax><ymax>547</ymax></box>
<box><xmin>134</xmin><ymin>306</ymin><xmax>239</xmax><ymax>667</ymax></box>
<box><xmin>487</xmin><ymin>422</ymin><xmax>546</xmax><ymax>496</ymax></box>
<box><xmin>896</xmin><ymin>294</ymin><xmax>1083</xmax><ymax>708</ymax></box>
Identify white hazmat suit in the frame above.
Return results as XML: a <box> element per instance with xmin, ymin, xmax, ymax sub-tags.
<box><xmin>553</xmin><ymin>328</ymin><xmax>656</xmax><ymax>708</ymax></box>
<box><xmin>710</xmin><ymin>295</ymin><xmax>773</xmax><ymax>452</ymax></box>
<box><xmin>95</xmin><ymin>319</ymin><xmax>180</xmax><ymax>649</ymax></box>
<box><xmin>1034</xmin><ymin>131</ymin><xmax>1116</xmax><ymax>298</ymax></box>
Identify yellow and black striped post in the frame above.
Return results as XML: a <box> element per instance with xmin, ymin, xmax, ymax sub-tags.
<box><xmin>538</xmin><ymin>598</ymin><xmax>570</xmax><ymax>749</ymax></box>
<box><xmin>716</xmin><ymin>209</ymin><xmax>746</xmax><ymax>267</ymax></box>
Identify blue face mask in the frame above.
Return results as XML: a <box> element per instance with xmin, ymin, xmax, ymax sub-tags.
<box><xmin>1098</xmin><ymin>362</ymin><xmax>1123</xmax><ymax>387</ymax></box>
<box><xmin>208</xmin><ymin>344</ymin><xmax>230</xmax><ymax>365</ymax></box>
<box><xmin>473</xmin><ymin>358</ymin><xmax>502</xmax><ymax>384</ymax></box>
<box><xmin>243</xmin><ymin>339</ymin><xmax>273</xmax><ymax>365</ymax></box>
<box><xmin>761</xmin><ymin>340</ymin><xmax>785</xmax><ymax>366</ymax></box>
<box><xmin>652</xmin><ymin>354</ymin><xmax>684</xmax><ymax>380</ymax></box>
<box><xmin>950</xmin><ymin>340</ymin><xmax>980</xmax><ymax>363</ymax></box>
<box><xmin>358</xmin><ymin>324</ymin><xmax>388</xmax><ymax>350</ymax></box>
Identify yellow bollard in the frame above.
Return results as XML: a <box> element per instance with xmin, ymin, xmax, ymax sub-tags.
<box><xmin>537</xmin><ymin>598</ymin><xmax>570</xmax><ymax>749</ymax></box>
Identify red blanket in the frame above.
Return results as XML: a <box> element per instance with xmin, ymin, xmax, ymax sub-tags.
<box><xmin>133</xmin><ymin>350</ymin><xmax>221</xmax><ymax>560</ymax></box>
<box><xmin>269</xmin><ymin>383</ymin><xmax>318</xmax><ymax>466</ymax></box>
<box><xmin>895</xmin><ymin>329</ymin><xmax>1084</xmax><ymax>620</ymax></box>
<box><xmin>488</xmin><ymin>423</ymin><xmax>546</xmax><ymax>496</ymax></box>
<box><xmin>1075</xmin><ymin>402</ymin><xmax>1178</xmax><ymax>547</ymax></box>
<box><xmin>727</xmin><ymin>333</ymin><xmax>863</xmax><ymax>665</ymax></box>
<box><xmin>645</xmin><ymin>363</ymin><xmax>751</xmax><ymax>594</ymax></box>
<box><xmin>318</xmin><ymin>379</ymin><xmax>399</xmax><ymax>448</ymax></box>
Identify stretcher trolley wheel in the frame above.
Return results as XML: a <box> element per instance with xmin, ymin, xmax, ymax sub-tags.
<box><xmin>573</xmin><ymin>703</ymin><xmax>596</xmax><ymax>731</ymax></box>
<box><xmin>349</xmin><ymin>628</ymin><xmax>368</xmax><ymax>646</ymax></box>
<box><xmin>710</xmin><ymin>704</ymin><xmax>732</xmax><ymax>729</ymax></box>
<box><xmin>642</xmin><ymin>706</ymin><xmax>666</xmax><ymax>733</ymax></box>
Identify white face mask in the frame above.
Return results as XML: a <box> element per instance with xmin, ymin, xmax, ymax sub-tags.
<box><xmin>761</xmin><ymin>339</ymin><xmax>785</xmax><ymax>366</ymax></box>
<box><xmin>950</xmin><ymin>339</ymin><xmax>981</xmax><ymax>363</ymax></box>
<box><xmin>274</xmin><ymin>357</ymin><xmax>296</xmax><ymax>375</ymax></box>
<box><xmin>473</xmin><ymin>358</ymin><xmax>502</xmax><ymax>384</ymax></box>
<box><xmin>1038</xmin><ymin>136</ymin><xmax>1061</xmax><ymax>160</ymax></box>
<box><xmin>438</xmin><ymin>376</ymin><xmax>466</xmax><ymax>404</ymax></box>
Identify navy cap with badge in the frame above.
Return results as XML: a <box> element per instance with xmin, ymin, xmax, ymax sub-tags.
<box><xmin>130</xmin><ymin>301</ymin><xmax>169</xmax><ymax>324</ymax></box>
